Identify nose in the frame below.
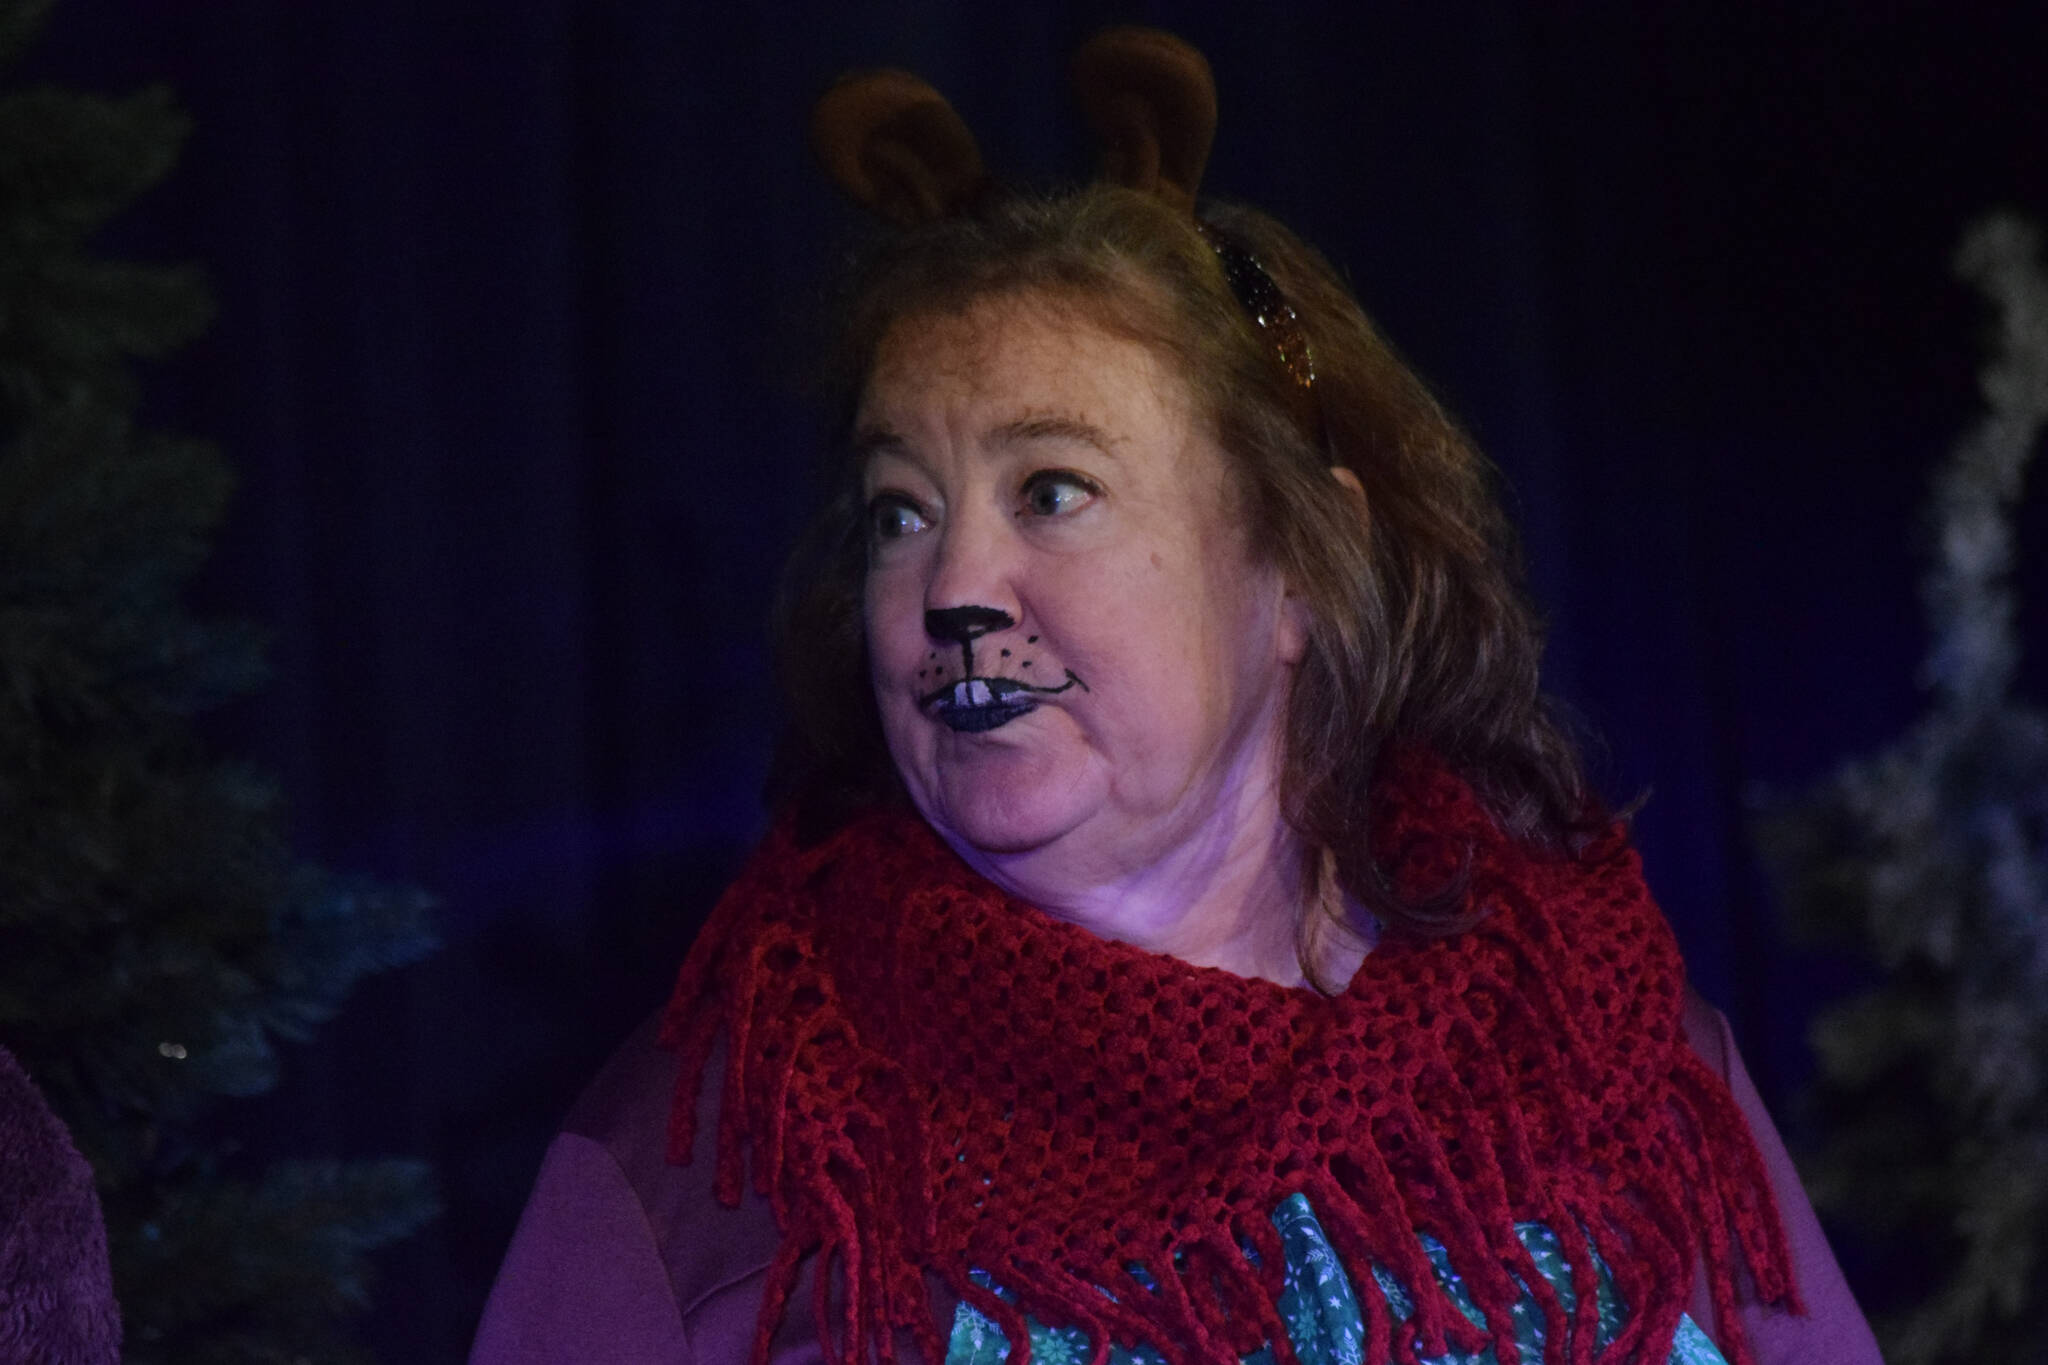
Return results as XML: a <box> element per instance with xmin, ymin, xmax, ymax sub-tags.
<box><xmin>916</xmin><ymin>494</ymin><xmax>1022</xmax><ymax>675</ymax></box>
<box><xmin>925</xmin><ymin>605</ymin><xmax>1014</xmax><ymax>645</ymax></box>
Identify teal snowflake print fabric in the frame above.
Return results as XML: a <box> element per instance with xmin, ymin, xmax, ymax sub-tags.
<box><xmin>945</xmin><ymin>1194</ymin><xmax>1728</xmax><ymax>1365</ymax></box>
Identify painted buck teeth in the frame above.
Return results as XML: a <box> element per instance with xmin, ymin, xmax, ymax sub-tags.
<box><xmin>920</xmin><ymin>671</ymin><xmax>1085</xmax><ymax>714</ymax></box>
<box><xmin>948</xmin><ymin>679</ymin><xmax>1014</xmax><ymax>707</ymax></box>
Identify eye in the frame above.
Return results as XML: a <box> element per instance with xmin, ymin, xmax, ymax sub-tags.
<box><xmin>1020</xmin><ymin>470</ymin><xmax>1099</xmax><ymax>519</ymax></box>
<box><xmin>866</xmin><ymin>493</ymin><xmax>930</xmax><ymax>543</ymax></box>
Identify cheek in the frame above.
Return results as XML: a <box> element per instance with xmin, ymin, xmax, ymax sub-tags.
<box><xmin>863</xmin><ymin>566</ymin><xmax>922</xmax><ymax>671</ymax></box>
<box><xmin>865</xmin><ymin>581</ymin><xmax>930</xmax><ymax>774</ymax></box>
<box><xmin>1051</xmin><ymin>578</ymin><xmax>1224</xmax><ymax>737</ymax></box>
<box><xmin>1098</xmin><ymin>558</ymin><xmax>1284</xmax><ymax>731</ymax></box>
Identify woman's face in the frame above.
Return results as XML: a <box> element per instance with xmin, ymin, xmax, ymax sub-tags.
<box><xmin>856</xmin><ymin>293</ymin><xmax>1306</xmax><ymax>916</ymax></box>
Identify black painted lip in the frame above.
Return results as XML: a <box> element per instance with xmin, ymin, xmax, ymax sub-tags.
<box><xmin>918</xmin><ymin>671</ymin><xmax>1087</xmax><ymax>733</ymax></box>
<box><xmin>917</xmin><ymin>671</ymin><xmax>1086</xmax><ymax>711</ymax></box>
<box><xmin>934</xmin><ymin>697</ymin><xmax>1039</xmax><ymax>733</ymax></box>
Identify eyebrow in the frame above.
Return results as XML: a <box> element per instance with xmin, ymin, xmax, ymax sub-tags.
<box><xmin>991</xmin><ymin>413</ymin><xmax>1117</xmax><ymax>456</ymax></box>
<box><xmin>848</xmin><ymin>412</ymin><xmax>1119</xmax><ymax>471</ymax></box>
<box><xmin>849</xmin><ymin>424</ymin><xmax>905</xmax><ymax>461</ymax></box>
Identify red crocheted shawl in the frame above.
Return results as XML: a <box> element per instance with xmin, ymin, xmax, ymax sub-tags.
<box><xmin>661</xmin><ymin>752</ymin><xmax>1797</xmax><ymax>1365</ymax></box>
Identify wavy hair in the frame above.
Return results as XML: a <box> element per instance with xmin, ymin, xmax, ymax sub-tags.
<box><xmin>769</xmin><ymin>184</ymin><xmax>1596</xmax><ymax>956</ymax></box>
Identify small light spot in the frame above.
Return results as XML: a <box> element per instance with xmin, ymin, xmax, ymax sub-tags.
<box><xmin>158</xmin><ymin>1042</ymin><xmax>187</xmax><ymax>1060</ymax></box>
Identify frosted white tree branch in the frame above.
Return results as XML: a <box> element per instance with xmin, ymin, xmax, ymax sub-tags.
<box><xmin>1923</xmin><ymin>215</ymin><xmax>2048</xmax><ymax>710</ymax></box>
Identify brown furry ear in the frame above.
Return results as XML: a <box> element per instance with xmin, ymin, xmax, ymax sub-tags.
<box><xmin>811</xmin><ymin>69</ymin><xmax>987</xmax><ymax>227</ymax></box>
<box><xmin>1070</xmin><ymin>27</ymin><xmax>1216</xmax><ymax>213</ymax></box>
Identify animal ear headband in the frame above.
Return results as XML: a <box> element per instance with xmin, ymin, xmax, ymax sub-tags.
<box><xmin>809</xmin><ymin>27</ymin><xmax>1316</xmax><ymax>395</ymax></box>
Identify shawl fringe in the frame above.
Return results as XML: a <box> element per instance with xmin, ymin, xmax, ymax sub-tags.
<box><xmin>662</xmin><ymin>754</ymin><xmax>1797</xmax><ymax>1365</ymax></box>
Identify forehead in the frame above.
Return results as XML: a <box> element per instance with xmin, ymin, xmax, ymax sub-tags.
<box><xmin>855</xmin><ymin>294</ymin><xmax>1196</xmax><ymax>448</ymax></box>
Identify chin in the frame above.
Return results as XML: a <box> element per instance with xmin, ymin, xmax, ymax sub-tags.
<box><xmin>911</xmin><ymin>746</ymin><xmax>1104</xmax><ymax>861</ymax></box>
<box><xmin>934</xmin><ymin>802</ymin><xmax>1081</xmax><ymax>857</ymax></box>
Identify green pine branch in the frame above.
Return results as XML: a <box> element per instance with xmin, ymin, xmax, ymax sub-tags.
<box><xmin>111</xmin><ymin>1160</ymin><xmax>440</xmax><ymax>1365</ymax></box>
<box><xmin>0</xmin><ymin>4</ymin><xmax>441</xmax><ymax>1359</ymax></box>
<box><xmin>0</xmin><ymin>80</ymin><xmax>211</xmax><ymax>415</ymax></box>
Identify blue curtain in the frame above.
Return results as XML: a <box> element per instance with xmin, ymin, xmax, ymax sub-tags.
<box><xmin>24</xmin><ymin>2</ymin><xmax>2046</xmax><ymax>1357</ymax></box>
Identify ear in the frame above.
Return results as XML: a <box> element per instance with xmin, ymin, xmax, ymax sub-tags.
<box><xmin>1330</xmin><ymin>466</ymin><xmax>1368</xmax><ymax>519</ymax></box>
<box><xmin>1276</xmin><ymin>587</ymin><xmax>1311</xmax><ymax>667</ymax></box>
<box><xmin>811</xmin><ymin>69</ymin><xmax>988</xmax><ymax>226</ymax></box>
<box><xmin>1069</xmin><ymin>27</ymin><xmax>1216</xmax><ymax>213</ymax></box>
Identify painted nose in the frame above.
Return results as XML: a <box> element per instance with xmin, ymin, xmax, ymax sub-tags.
<box><xmin>925</xmin><ymin>606</ymin><xmax>1014</xmax><ymax>645</ymax></box>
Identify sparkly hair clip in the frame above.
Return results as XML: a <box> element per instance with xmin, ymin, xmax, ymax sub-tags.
<box><xmin>1063</xmin><ymin>29</ymin><xmax>1319</xmax><ymax>401</ymax></box>
<box><xmin>1196</xmin><ymin>221</ymin><xmax>1315</xmax><ymax>391</ymax></box>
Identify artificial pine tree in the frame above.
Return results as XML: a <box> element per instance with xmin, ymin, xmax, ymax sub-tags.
<box><xmin>1762</xmin><ymin>215</ymin><xmax>2048</xmax><ymax>1364</ymax></box>
<box><xmin>0</xmin><ymin>2</ymin><xmax>439</xmax><ymax>1360</ymax></box>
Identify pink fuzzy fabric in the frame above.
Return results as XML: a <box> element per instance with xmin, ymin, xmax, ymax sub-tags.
<box><xmin>0</xmin><ymin>1045</ymin><xmax>120</xmax><ymax>1364</ymax></box>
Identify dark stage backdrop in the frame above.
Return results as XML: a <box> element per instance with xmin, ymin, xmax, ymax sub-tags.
<box><xmin>23</xmin><ymin>2</ymin><xmax>2048</xmax><ymax>1359</ymax></box>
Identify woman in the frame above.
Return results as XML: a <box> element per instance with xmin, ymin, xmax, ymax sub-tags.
<box><xmin>473</xmin><ymin>30</ymin><xmax>1878</xmax><ymax>1365</ymax></box>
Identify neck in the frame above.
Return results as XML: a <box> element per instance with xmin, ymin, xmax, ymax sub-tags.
<box><xmin>954</xmin><ymin>739</ymin><xmax>1363</xmax><ymax>989</ymax></box>
<box><xmin>1045</xmin><ymin>792</ymin><xmax>1309</xmax><ymax>986</ymax></box>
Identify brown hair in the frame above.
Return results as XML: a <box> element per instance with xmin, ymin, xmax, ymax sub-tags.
<box><xmin>770</xmin><ymin>184</ymin><xmax>1596</xmax><ymax>954</ymax></box>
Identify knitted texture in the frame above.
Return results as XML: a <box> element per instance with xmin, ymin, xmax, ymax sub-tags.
<box><xmin>661</xmin><ymin>751</ymin><xmax>1797</xmax><ymax>1365</ymax></box>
